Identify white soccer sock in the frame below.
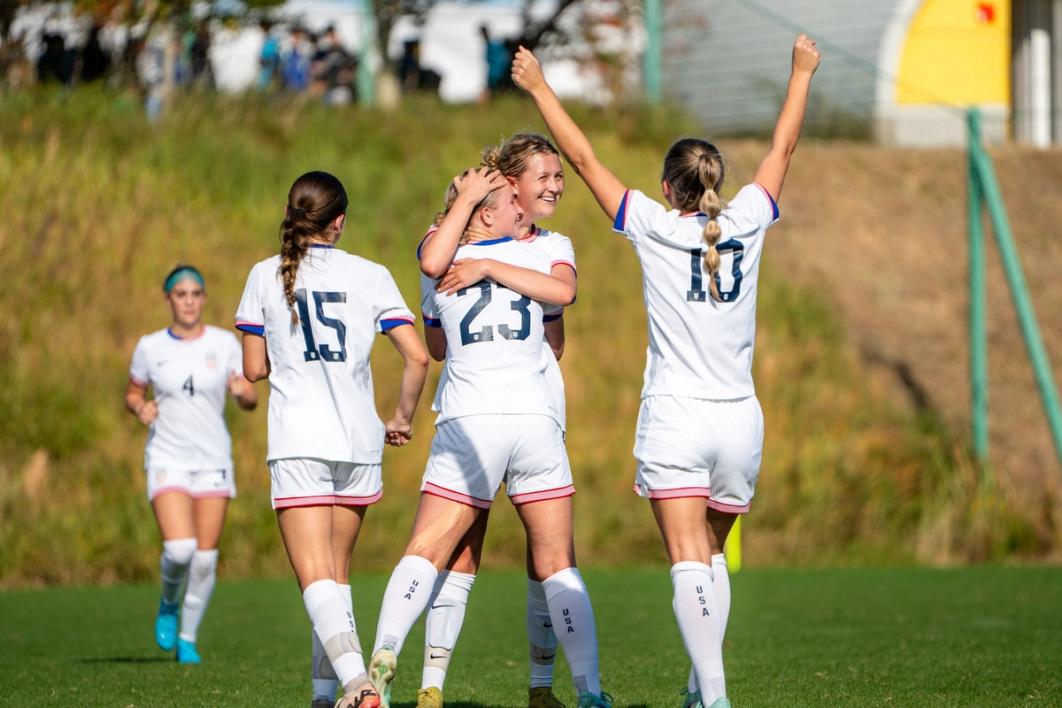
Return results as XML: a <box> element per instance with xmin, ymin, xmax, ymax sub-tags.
<box><xmin>160</xmin><ymin>537</ymin><xmax>197</xmax><ymax>605</ymax></box>
<box><xmin>178</xmin><ymin>549</ymin><xmax>218</xmax><ymax>642</ymax></box>
<box><xmin>542</xmin><ymin>567</ymin><xmax>601</xmax><ymax>696</ymax></box>
<box><xmin>527</xmin><ymin>579</ymin><xmax>559</xmax><ymax>689</ymax></box>
<box><xmin>373</xmin><ymin>555</ymin><xmax>439</xmax><ymax>656</ymax></box>
<box><xmin>303</xmin><ymin>579</ymin><xmax>367</xmax><ymax>691</ymax></box>
<box><xmin>421</xmin><ymin>570</ymin><xmax>475</xmax><ymax>690</ymax></box>
<box><xmin>688</xmin><ymin>553</ymin><xmax>731</xmax><ymax>694</ymax></box>
<box><xmin>311</xmin><ymin>584</ymin><xmax>352</xmax><ymax>700</ymax></box>
<box><xmin>671</xmin><ymin>562</ymin><xmax>726</xmax><ymax>702</ymax></box>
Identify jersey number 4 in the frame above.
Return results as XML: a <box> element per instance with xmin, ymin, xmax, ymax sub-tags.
<box><xmin>295</xmin><ymin>289</ymin><xmax>347</xmax><ymax>362</ymax></box>
<box><xmin>458</xmin><ymin>281</ymin><xmax>532</xmax><ymax>346</ymax></box>
<box><xmin>686</xmin><ymin>241</ymin><xmax>744</xmax><ymax>303</ymax></box>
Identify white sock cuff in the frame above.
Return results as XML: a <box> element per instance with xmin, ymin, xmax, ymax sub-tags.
<box><xmin>711</xmin><ymin>553</ymin><xmax>727</xmax><ymax>568</ymax></box>
<box><xmin>438</xmin><ymin>570</ymin><xmax>476</xmax><ymax>597</ymax></box>
<box><xmin>339</xmin><ymin>584</ymin><xmax>353</xmax><ymax>612</ymax></box>
<box><xmin>527</xmin><ymin>579</ymin><xmax>548</xmax><ymax>610</ymax></box>
<box><xmin>163</xmin><ymin>537</ymin><xmax>198</xmax><ymax>565</ymax></box>
<box><xmin>303</xmin><ymin>579</ymin><xmax>340</xmax><ymax>614</ymax></box>
<box><xmin>541</xmin><ymin>567</ymin><xmax>585</xmax><ymax>603</ymax></box>
<box><xmin>191</xmin><ymin>549</ymin><xmax>218</xmax><ymax>568</ymax></box>
<box><xmin>399</xmin><ymin>554</ymin><xmax>439</xmax><ymax>578</ymax></box>
<box><xmin>671</xmin><ymin>561</ymin><xmax>713</xmax><ymax>581</ymax></box>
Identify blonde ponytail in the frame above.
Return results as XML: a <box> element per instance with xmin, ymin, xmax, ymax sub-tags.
<box><xmin>697</xmin><ymin>154</ymin><xmax>725</xmax><ymax>301</ymax></box>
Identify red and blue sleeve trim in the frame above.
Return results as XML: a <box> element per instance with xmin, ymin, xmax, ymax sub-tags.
<box><xmin>422</xmin><ymin>312</ymin><xmax>442</xmax><ymax>328</ymax></box>
<box><xmin>754</xmin><ymin>183</ymin><xmax>780</xmax><ymax>221</ymax></box>
<box><xmin>543</xmin><ymin>312</ymin><xmax>564</xmax><ymax>323</ymax></box>
<box><xmin>416</xmin><ymin>227</ymin><xmax>436</xmax><ymax>259</ymax></box>
<box><xmin>380</xmin><ymin>316</ymin><xmax>415</xmax><ymax>332</ymax></box>
<box><xmin>612</xmin><ymin>190</ymin><xmax>631</xmax><ymax>232</ymax></box>
<box><xmin>236</xmin><ymin>321</ymin><xmax>265</xmax><ymax>336</ymax></box>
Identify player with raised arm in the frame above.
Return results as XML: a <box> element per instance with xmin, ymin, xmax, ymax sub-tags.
<box><xmin>126</xmin><ymin>264</ymin><xmax>258</xmax><ymax>665</ymax></box>
<box><xmin>415</xmin><ymin>135</ymin><xmax>575</xmax><ymax>708</ymax></box>
<box><xmin>513</xmin><ymin>36</ymin><xmax>821</xmax><ymax>708</ymax></box>
<box><xmin>236</xmin><ymin>171</ymin><xmax>429</xmax><ymax>708</ymax></box>
<box><xmin>368</xmin><ymin>175</ymin><xmax>611</xmax><ymax>708</ymax></box>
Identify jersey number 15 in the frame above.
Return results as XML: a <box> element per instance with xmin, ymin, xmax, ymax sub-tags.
<box><xmin>295</xmin><ymin>288</ymin><xmax>347</xmax><ymax>362</ymax></box>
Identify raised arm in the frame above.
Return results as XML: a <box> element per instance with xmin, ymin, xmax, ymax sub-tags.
<box><xmin>512</xmin><ymin>47</ymin><xmax>627</xmax><ymax>222</ymax></box>
<box><xmin>753</xmin><ymin>35</ymin><xmax>821</xmax><ymax>201</ymax></box>
<box><xmin>420</xmin><ymin>168</ymin><xmax>507</xmax><ymax>278</ymax></box>
<box><xmin>435</xmin><ymin>258</ymin><xmax>576</xmax><ymax>307</ymax></box>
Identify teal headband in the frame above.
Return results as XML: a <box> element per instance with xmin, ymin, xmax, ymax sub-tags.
<box><xmin>163</xmin><ymin>266</ymin><xmax>205</xmax><ymax>293</ymax></box>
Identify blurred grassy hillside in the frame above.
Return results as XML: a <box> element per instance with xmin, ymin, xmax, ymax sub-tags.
<box><xmin>0</xmin><ymin>90</ymin><xmax>1035</xmax><ymax>587</ymax></box>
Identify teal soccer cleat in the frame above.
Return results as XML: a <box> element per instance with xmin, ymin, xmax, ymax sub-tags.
<box><xmin>155</xmin><ymin>600</ymin><xmax>179</xmax><ymax>651</ymax></box>
<box><xmin>176</xmin><ymin>638</ymin><xmax>201</xmax><ymax>664</ymax></box>
<box><xmin>576</xmin><ymin>691</ymin><xmax>613</xmax><ymax>707</ymax></box>
<box><xmin>706</xmin><ymin>698</ymin><xmax>731</xmax><ymax>708</ymax></box>
<box><xmin>681</xmin><ymin>689</ymin><xmax>703</xmax><ymax>708</ymax></box>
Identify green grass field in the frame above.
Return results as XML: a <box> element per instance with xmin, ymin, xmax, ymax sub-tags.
<box><xmin>2</xmin><ymin>567</ymin><xmax>1059</xmax><ymax>706</ymax></box>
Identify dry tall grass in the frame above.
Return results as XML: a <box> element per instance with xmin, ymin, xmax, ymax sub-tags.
<box><xmin>0</xmin><ymin>90</ymin><xmax>1033</xmax><ymax>586</ymax></box>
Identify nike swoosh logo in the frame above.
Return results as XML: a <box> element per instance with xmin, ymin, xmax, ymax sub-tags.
<box><xmin>429</xmin><ymin>653</ymin><xmax>447</xmax><ymax>660</ymax></box>
<box><xmin>543</xmin><ymin>622</ymin><xmax>552</xmax><ymax>628</ymax></box>
<box><xmin>540</xmin><ymin>653</ymin><xmax>555</xmax><ymax>661</ymax></box>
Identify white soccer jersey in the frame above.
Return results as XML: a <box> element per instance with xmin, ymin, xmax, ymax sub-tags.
<box><xmin>235</xmin><ymin>245</ymin><xmax>415</xmax><ymax>463</ymax></box>
<box><xmin>129</xmin><ymin>325</ymin><xmax>243</xmax><ymax>471</ymax></box>
<box><xmin>421</xmin><ymin>237</ymin><xmax>557</xmax><ymax>424</ymax></box>
<box><xmin>613</xmin><ymin>183</ymin><xmax>780</xmax><ymax>400</ymax></box>
<box><xmin>419</xmin><ymin>224</ymin><xmax>576</xmax><ymax>429</ymax></box>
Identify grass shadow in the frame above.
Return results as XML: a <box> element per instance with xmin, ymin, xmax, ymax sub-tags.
<box><xmin>78</xmin><ymin>656</ymin><xmax>172</xmax><ymax>664</ymax></box>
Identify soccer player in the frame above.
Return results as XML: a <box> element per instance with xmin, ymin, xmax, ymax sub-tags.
<box><xmin>415</xmin><ymin>134</ymin><xmax>575</xmax><ymax>708</ymax></box>
<box><xmin>513</xmin><ymin>36</ymin><xmax>821</xmax><ymax>708</ymax></box>
<box><xmin>126</xmin><ymin>264</ymin><xmax>258</xmax><ymax>665</ymax></box>
<box><xmin>236</xmin><ymin>171</ymin><xmax>429</xmax><ymax>708</ymax></box>
<box><xmin>367</xmin><ymin>175</ymin><xmax>611</xmax><ymax>708</ymax></box>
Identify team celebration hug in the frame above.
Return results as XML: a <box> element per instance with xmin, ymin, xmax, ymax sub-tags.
<box><xmin>123</xmin><ymin>37</ymin><xmax>822</xmax><ymax>708</ymax></box>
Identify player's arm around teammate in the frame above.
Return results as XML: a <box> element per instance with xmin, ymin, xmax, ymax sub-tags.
<box><xmin>515</xmin><ymin>38</ymin><xmax>821</xmax><ymax>708</ymax></box>
<box><xmin>369</xmin><ymin>175</ymin><xmax>610</xmax><ymax>708</ymax></box>
<box><xmin>125</xmin><ymin>265</ymin><xmax>257</xmax><ymax>666</ymax></box>
<box><xmin>237</xmin><ymin>171</ymin><xmax>428</xmax><ymax>708</ymax></box>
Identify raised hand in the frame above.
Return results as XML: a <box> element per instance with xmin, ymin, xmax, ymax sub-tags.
<box><xmin>136</xmin><ymin>399</ymin><xmax>158</xmax><ymax>425</ymax></box>
<box><xmin>511</xmin><ymin>46</ymin><xmax>546</xmax><ymax>94</ymax></box>
<box><xmin>792</xmin><ymin>34</ymin><xmax>821</xmax><ymax>75</ymax></box>
<box><xmin>454</xmin><ymin>167</ymin><xmax>506</xmax><ymax>203</ymax></box>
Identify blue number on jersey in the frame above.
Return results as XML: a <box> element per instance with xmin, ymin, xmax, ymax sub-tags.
<box><xmin>457</xmin><ymin>282</ymin><xmax>532</xmax><ymax>345</ymax></box>
<box><xmin>182</xmin><ymin>375</ymin><xmax>195</xmax><ymax>396</ymax></box>
<box><xmin>685</xmin><ymin>241</ymin><xmax>745</xmax><ymax>303</ymax></box>
<box><xmin>295</xmin><ymin>288</ymin><xmax>348</xmax><ymax>362</ymax></box>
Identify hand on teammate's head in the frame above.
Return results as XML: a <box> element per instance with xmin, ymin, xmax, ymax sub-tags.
<box><xmin>792</xmin><ymin>34</ymin><xmax>820</xmax><ymax>74</ymax></box>
<box><xmin>511</xmin><ymin>46</ymin><xmax>545</xmax><ymax>93</ymax></box>
<box><xmin>454</xmin><ymin>167</ymin><xmax>506</xmax><ymax>202</ymax></box>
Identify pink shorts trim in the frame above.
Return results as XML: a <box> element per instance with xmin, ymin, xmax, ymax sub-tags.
<box><xmin>707</xmin><ymin>498</ymin><xmax>750</xmax><ymax>514</ymax></box>
<box><xmin>191</xmin><ymin>490</ymin><xmax>234</xmax><ymax>500</ymax></box>
<box><xmin>510</xmin><ymin>484</ymin><xmax>575</xmax><ymax>505</ymax></box>
<box><xmin>633</xmin><ymin>483</ymin><xmax>711</xmax><ymax>500</ymax></box>
<box><xmin>422</xmin><ymin>482</ymin><xmax>493</xmax><ymax>509</ymax></box>
<box><xmin>274</xmin><ymin>494</ymin><xmax>338</xmax><ymax>509</ymax></box>
<box><xmin>334</xmin><ymin>490</ymin><xmax>384</xmax><ymax>507</ymax></box>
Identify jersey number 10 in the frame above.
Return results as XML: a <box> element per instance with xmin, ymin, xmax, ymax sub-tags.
<box><xmin>685</xmin><ymin>241</ymin><xmax>745</xmax><ymax>303</ymax></box>
<box><xmin>295</xmin><ymin>288</ymin><xmax>347</xmax><ymax>362</ymax></box>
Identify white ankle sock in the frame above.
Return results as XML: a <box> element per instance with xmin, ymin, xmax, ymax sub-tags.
<box><xmin>160</xmin><ymin>537</ymin><xmax>197</xmax><ymax>605</ymax></box>
<box><xmin>688</xmin><ymin>554</ymin><xmax>731</xmax><ymax>695</ymax></box>
<box><xmin>178</xmin><ymin>549</ymin><xmax>217</xmax><ymax>642</ymax></box>
<box><xmin>542</xmin><ymin>567</ymin><xmax>601</xmax><ymax>696</ymax></box>
<box><xmin>312</xmin><ymin>584</ymin><xmax>351</xmax><ymax>700</ymax></box>
<box><xmin>303</xmin><ymin>579</ymin><xmax>367</xmax><ymax>691</ymax></box>
<box><xmin>671</xmin><ymin>562</ymin><xmax>726</xmax><ymax>701</ymax></box>
<box><xmin>373</xmin><ymin>555</ymin><xmax>439</xmax><ymax>656</ymax></box>
<box><xmin>527</xmin><ymin>579</ymin><xmax>558</xmax><ymax>689</ymax></box>
<box><xmin>421</xmin><ymin>570</ymin><xmax>475</xmax><ymax>690</ymax></box>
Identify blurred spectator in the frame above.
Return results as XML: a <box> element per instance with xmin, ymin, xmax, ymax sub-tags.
<box><xmin>479</xmin><ymin>24</ymin><xmax>510</xmax><ymax>100</ymax></box>
<box><xmin>398</xmin><ymin>37</ymin><xmax>440</xmax><ymax>96</ymax></box>
<box><xmin>187</xmin><ymin>21</ymin><xmax>213</xmax><ymax>90</ymax></box>
<box><xmin>312</xmin><ymin>24</ymin><xmax>357</xmax><ymax>105</ymax></box>
<box><xmin>282</xmin><ymin>26</ymin><xmax>312</xmax><ymax>91</ymax></box>
<box><xmin>78</xmin><ymin>23</ymin><xmax>110</xmax><ymax>83</ymax></box>
<box><xmin>37</xmin><ymin>31</ymin><xmax>72</xmax><ymax>84</ymax></box>
<box><xmin>257</xmin><ymin>19</ymin><xmax>280</xmax><ymax>90</ymax></box>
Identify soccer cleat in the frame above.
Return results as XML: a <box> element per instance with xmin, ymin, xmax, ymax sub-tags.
<box><xmin>155</xmin><ymin>599</ymin><xmax>179</xmax><ymax>651</ymax></box>
<box><xmin>369</xmin><ymin>649</ymin><xmax>397</xmax><ymax>708</ymax></box>
<box><xmin>176</xmin><ymin>638</ymin><xmax>200</xmax><ymax>664</ymax></box>
<box><xmin>681</xmin><ymin>689</ymin><xmax>703</xmax><ymax>708</ymax></box>
<box><xmin>334</xmin><ymin>688</ymin><xmax>381</xmax><ymax>708</ymax></box>
<box><xmin>705</xmin><ymin>699</ymin><xmax>731</xmax><ymax>708</ymax></box>
<box><xmin>528</xmin><ymin>686</ymin><xmax>565</xmax><ymax>708</ymax></box>
<box><xmin>576</xmin><ymin>691</ymin><xmax>614</xmax><ymax>708</ymax></box>
<box><xmin>312</xmin><ymin>700</ymin><xmax>335</xmax><ymax>708</ymax></box>
<box><xmin>416</xmin><ymin>686</ymin><xmax>443</xmax><ymax>708</ymax></box>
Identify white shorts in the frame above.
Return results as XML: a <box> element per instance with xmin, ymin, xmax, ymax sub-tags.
<box><xmin>422</xmin><ymin>414</ymin><xmax>574</xmax><ymax>509</ymax></box>
<box><xmin>146</xmin><ymin>467</ymin><xmax>235</xmax><ymax>502</ymax></box>
<box><xmin>633</xmin><ymin>395</ymin><xmax>764</xmax><ymax>513</ymax></box>
<box><xmin>268</xmin><ymin>458</ymin><xmax>383</xmax><ymax>510</ymax></box>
